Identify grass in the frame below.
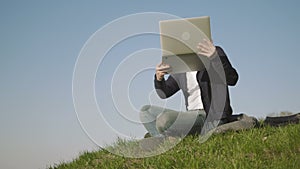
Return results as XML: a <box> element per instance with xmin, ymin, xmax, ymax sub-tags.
<box><xmin>50</xmin><ymin>123</ymin><xmax>300</xmax><ymax>169</ymax></box>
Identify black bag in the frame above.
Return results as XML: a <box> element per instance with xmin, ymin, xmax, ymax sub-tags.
<box><xmin>264</xmin><ymin>113</ymin><xmax>300</xmax><ymax>127</ymax></box>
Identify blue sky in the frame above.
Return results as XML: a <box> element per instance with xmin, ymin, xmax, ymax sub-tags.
<box><xmin>1</xmin><ymin>0</ymin><xmax>300</xmax><ymax>168</ymax></box>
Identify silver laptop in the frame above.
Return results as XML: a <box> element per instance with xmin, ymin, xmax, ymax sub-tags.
<box><xmin>159</xmin><ymin>16</ymin><xmax>212</xmax><ymax>74</ymax></box>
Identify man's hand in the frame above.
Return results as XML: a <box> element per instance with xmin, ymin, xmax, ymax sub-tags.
<box><xmin>156</xmin><ymin>62</ymin><xmax>171</xmax><ymax>81</ymax></box>
<box><xmin>197</xmin><ymin>39</ymin><xmax>216</xmax><ymax>58</ymax></box>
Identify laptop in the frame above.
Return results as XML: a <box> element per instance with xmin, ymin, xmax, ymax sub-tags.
<box><xmin>159</xmin><ymin>16</ymin><xmax>212</xmax><ymax>74</ymax></box>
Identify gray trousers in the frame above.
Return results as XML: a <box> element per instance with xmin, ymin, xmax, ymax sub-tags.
<box><xmin>139</xmin><ymin>105</ymin><xmax>206</xmax><ymax>137</ymax></box>
<box><xmin>140</xmin><ymin>105</ymin><xmax>260</xmax><ymax>137</ymax></box>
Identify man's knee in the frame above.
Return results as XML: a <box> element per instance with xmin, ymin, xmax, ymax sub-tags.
<box><xmin>140</xmin><ymin>105</ymin><xmax>151</xmax><ymax>112</ymax></box>
<box><xmin>156</xmin><ymin>112</ymin><xmax>177</xmax><ymax>133</ymax></box>
<box><xmin>139</xmin><ymin>105</ymin><xmax>152</xmax><ymax>122</ymax></box>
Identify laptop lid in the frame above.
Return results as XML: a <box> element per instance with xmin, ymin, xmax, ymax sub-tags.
<box><xmin>159</xmin><ymin>16</ymin><xmax>212</xmax><ymax>74</ymax></box>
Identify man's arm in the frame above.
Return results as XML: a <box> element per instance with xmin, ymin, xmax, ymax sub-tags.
<box><xmin>197</xmin><ymin>40</ymin><xmax>238</xmax><ymax>86</ymax></box>
<box><xmin>154</xmin><ymin>74</ymin><xmax>180</xmax><ymax>99</ymax></box>
<box><xmin>210</xmin><ymin>46</ymin><xmax>239</xmax><ymax>86</ymax></box>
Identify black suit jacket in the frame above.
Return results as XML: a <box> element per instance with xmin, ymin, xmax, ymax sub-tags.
<box><xmin>154</xmin><ymin>46</ymin><xmax>239</xmax><ymax>121</ymax></box>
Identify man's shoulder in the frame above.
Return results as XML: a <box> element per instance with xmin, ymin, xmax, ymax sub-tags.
<box><xmin>215</xmin><ymin>46</ymin><xmax>223</xmax><ymax>51</ymax></box>
<box><xmin>215</xmin><ymin>46</ymin><xmax>227</xmax><ymax>56</ymax></box>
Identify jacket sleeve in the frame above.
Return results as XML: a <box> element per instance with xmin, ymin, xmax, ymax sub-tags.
<box><xmin>154</xmin><ymin>75</ymin><xmax>180</xmax><ymax>99</ymax></box>
<box><xmin>209</xmin><ymin>46</ymin><xmax>239</xmax><ymax>86</ymax></box>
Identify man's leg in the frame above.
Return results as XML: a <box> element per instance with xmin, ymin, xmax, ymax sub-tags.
<box><xmin>139</xmin><ymin>105</ymin><xmax>180</xmax><ymax>137</ymax></box>
<box><xmin>156</xmin><ymin>109</ymin><xmax>206</xmax><ymax>137</ymax></box>
<box><xmin>139</xmin><ymin>107</ymin><xmax>206</xmax><ymax>151</ymax></box>
<box><xmin>140</xmin><ymin>105</ymin><xmax>207</xmax><ymax>137</ymax></box>
<box><xmin>213</xmin><ymin>114</ymin><xmax>259</xmax><ymax>134</ymax></box>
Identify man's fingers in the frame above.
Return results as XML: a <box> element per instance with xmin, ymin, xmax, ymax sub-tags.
<box><xmin>157</xmin><ymin>67</ymin><xmax>172</xmax><ymax>73</ymax></box>
<box><xmin>156</xmin><ymin>62</ymin><xmax>171</xmax><ymax>81</ymax></box>
<box><xmin>203</xmin><ymin>39</ymin><xmax>213</xmax><ymax>47</ymax></box>
<box><xmin>197</xmin><ymin>43</ymin><xmax>210</xmax><ymax>51</ymax></box>
<box><xmin>197</xmin><ymin>51</ymin><xmax>207</xmax><ymax>56</ymax></box>
<box><xmin>157</xmin><ymin>68</ymin><xmax>172</xmax><ymax>74</ymax></box>
<box><xmin>159</xmin><ymin>71</ymin><xmax>167</xmax><ymax>76</ymax></box>
<box><xmin>157</xmin><ymin>67</ymin><xmax>171</xmax><ymax>72</ymax></box>
<box><xmin>197</xmin><ymin>38</ymin><xmax>216</xmax><ymax>58</ymax></box>
<box><xmin>156</xmin><ymin>63</ymin><xmax>171</xmax><ymax>70</ymax></box>
<box><xmin>156</xmin><ymin>62</ymin><xmax>163</xmax><ymax>67</ymax></box>
<box><xmin>198</xmin><ymin>39</ymin><xmax>214</xmax><ymax>49</ymax></box>
<box><xmin>197</xmin><ymin>44</ymin><xmax>210</xmax><ymax>53</ymax></box>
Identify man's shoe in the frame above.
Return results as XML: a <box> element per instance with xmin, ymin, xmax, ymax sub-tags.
<box><xmin>144</xmin><ymin>132</ymin><xmax>152</xmax><ymax>138</ymax></box>
<box><xmin>214</xmin><ymin>114</ymin><xmax>258</xmax><ymax>134</ymax></box>
<box><xmin>139</xmin><ymin>135</ymin><xmax>180</xmax><ymax>151</ymax></box>
<box><xmin>139</xmin><ymin>135</ymin><xmax>166</xmax><ymax>151</ymax></box>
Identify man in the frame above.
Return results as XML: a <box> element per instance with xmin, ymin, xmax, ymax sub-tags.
<box><xmin>140</xmin><ymin>39</ymin><xmax>239</xmax><ymax>137</ymax></box>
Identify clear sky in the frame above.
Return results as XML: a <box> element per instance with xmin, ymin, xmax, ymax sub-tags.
<box><xmin>1</xmin><ymin>0</ymin><xmax>300</xmax><ymax>168</ymax></box>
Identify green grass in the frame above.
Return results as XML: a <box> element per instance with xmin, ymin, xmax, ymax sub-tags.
<box><xmin>50</xmin><ymin>124</ymin><xmax>300</xmax><ymax>169</ymax></box>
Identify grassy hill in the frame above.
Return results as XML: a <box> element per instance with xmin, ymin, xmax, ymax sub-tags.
<box><xmin>50</xmin><ymin>123</ymin><xmax>300</xmax><ymax>169</ymax></box>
